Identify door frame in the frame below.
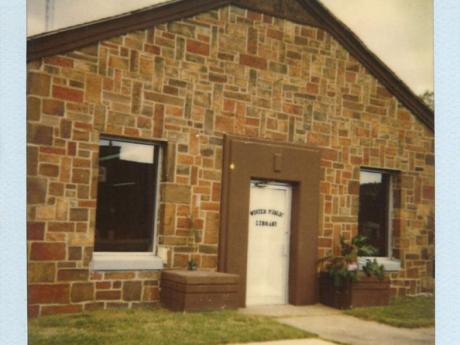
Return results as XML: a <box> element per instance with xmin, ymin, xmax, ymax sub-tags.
<box><xmin>218</xmin><ymin>135</ymin><xmax>321</xmax><ymax>307</ymax></box>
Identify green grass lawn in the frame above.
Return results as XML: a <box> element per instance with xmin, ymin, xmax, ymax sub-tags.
<box><xmin>28</xmin><ymin>308</ymin><xmax>316</xmax><ymax>345</ymax></box>
<box><xmin>344</xmin><ymin>296</ymin><xmax>434</xmax><ymax>328</ymax></box>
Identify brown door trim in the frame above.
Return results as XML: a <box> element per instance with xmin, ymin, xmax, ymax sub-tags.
<box><xmin>218</xmin><ymin>135</ymin><xmax>321</xmax><ymax>306</ymax></box>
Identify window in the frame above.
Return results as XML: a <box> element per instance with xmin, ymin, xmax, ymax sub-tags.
<box><xmin>95</xmin><ymin>136</ymin><xmax>161</xmax><ymax>253</ymax></box>
<box><xmin>358</xmin><ymin>169</ymin><xmax>391</xmax><ymax>257</ymax></box>
<box><xmin>358</xmin><ymin>168</ymin><xmax>401</xmax><ymax>271</ymax></box>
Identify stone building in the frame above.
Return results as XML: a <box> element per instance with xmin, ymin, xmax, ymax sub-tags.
<box><xmin>26</xmin><ymin>0</ymin><xmax>434</xmax><ymax>317</ymax></box>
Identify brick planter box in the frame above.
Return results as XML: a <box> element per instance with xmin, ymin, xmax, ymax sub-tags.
<box><xmin>160</xmin><ymin>270</ymin><xmax>239</xmax><ymax>312</ymax></box>
<box><xmin>319</xmin><ymin>272</ymin><xmax>390</xmax><ymax>309</ymax></box>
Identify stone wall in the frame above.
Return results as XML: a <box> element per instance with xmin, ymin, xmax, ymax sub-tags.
<box><xmin>27</xmin><ymin>5</ymin><xmax>434</xmax><ymax>316</ymax></box>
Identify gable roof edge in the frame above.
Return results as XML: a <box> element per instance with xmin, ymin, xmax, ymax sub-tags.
<box><xmin>27</xmin><ymin>0</ymin><xmax>231</xmax><ymax>62</ymax></box>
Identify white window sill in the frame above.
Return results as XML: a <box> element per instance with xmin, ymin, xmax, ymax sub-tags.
<box><xmin>90</xmin><ymin>252</ymin><xmax>164</xmax><ymax>271</ymax></box>
<box><xmin>358</xmin><ymin>257</ymin><xmax>401</xmax><ymax>272</ymax></box>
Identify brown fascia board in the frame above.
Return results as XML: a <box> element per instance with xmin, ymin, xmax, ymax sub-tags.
<box><xmin>27</xmin><ymin>0</ymin><xmax>231</xmax><ymax>62</ymax></box>
<box><xmin>27</xmin><ymin>0</ymin><xmax>434</xmax><ymax>132</ymax></box>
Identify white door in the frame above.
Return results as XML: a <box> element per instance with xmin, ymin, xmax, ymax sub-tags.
<box><xmin>246</xmin><ymin>181</ymin><xmax>292</xmax><ymax>306</ymax></box>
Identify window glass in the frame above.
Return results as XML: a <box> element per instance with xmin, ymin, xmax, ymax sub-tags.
<box><xmin>95</xmin><ymin>137</ymin><xmax>159</xmax><ymax>252</ymax></box>
<box><xmin>358</xmin><ymin>170</ymin><xmax>390</xmax><ymax>256</ymax></box>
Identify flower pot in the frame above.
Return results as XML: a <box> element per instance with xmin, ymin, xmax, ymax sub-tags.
<box><xmin>319</xmin><ymin>272</ymin><xmax>390</xmax><ymax>309</ymax></box>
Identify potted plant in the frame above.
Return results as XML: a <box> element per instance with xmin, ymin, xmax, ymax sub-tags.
<box><xmin>318</xmin><ymin>235</ymin><xmax>390</xmax><ymax>309</ymax></box>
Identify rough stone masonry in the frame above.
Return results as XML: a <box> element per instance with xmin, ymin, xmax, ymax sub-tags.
<box><xmin>27</xmin><ymin>5</ymin><xmax>434</xmax><ymax>317</ymax></box>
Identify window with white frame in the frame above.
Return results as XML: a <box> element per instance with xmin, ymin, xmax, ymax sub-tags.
<box><xmin>358</xmin><ymin>169</ymin><xmax>392</xmax><ymax>257</ymax></box>
<box><xmin>94</xmin><ymin>136</ymin><xmax>161</xmax><ymax>253</ymax></box>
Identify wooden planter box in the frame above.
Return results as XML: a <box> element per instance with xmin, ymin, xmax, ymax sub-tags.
<box><xmin>160</xmin><ymin>270</ymin><xmax>239</xmax><ymax>312</ymax></box>
<box><xmin>319</xmin><ymin>272</ymin><xmax>390</xmax><ymax>309</ymax></box>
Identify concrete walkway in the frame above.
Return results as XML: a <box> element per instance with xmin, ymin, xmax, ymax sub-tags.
<box><xmin>239</xmin><ymin>304</ymin><xmax>435</xmax><ymax>345</ymax></box>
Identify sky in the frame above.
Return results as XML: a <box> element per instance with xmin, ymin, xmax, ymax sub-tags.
<box><xmin>27</xmin><ymin>0</ymin><xmax>433</xmax><ymax>94</ymax></box>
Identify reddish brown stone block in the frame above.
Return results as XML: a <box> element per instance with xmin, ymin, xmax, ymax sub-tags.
<box><xmin>263</xmin><ymin>13</ymin><xmax>273</xmax><ymax>23</ymax></box>
<box><xmin>52</xmin><ymin>85</ymin><xmax>84</xmax><ymax>103</ymax></box>
<box><xmin>318</xmin><ymin>237</ymin><xmax>332</xmax><ymax>247</ymax></box>
<box><xmin>96</xmin><ymin>290</ymin><xmax>121</xmax><ymax>300</ymax></box>
<box><xmin>48</xmin><ymin>222</ymin><xmax>74</xmax><ymax>232</ymax></box>
<box><xmin>67</xmin><ymin>141</ymin><xmax>76</xmax><ymax>155</ymax></box>
<box><xmin>186</xmin><ymin>39</ymin><xmax>209</xmax><ymax>56</ymax></box>
<box><xmin>423</xmin><ymin>186</ymin><xmax>434</xmax><ymax>200</ymax></box>
<box><xmin>239</xmin><ymin>54</ymin><xmax>267</xmax><ymax>70</ymax></box>
<box><xmin>71</xmin><ymin>282</ymin><xmax>94</xmax><ymax>302</ymax></box>
<box><xmin>173</xmin><ymin>254</ymin><xmax>188</xmax><ymax>268</ymax></box>
<box><xmin>123</xmin><ymin>281</ymin><xmax>142</xmax><ymax>301</ymax></box>
<box><xmin>27</xmin><ymin>222</ymin><xmax>45</xmax><ymax>240</ymax></box>
<box><xmin>30</xmin><ymin>242</ymin><xmax>66</xmax><ymax>261</ymax></box>
<box><xmin>27</xmin><ymin>123</ymin><xmax>53</xmax><ymax>145</ymax></box>
<box><xmin>42</xmin><ymin>99</ymin><xmax>65</xmax><ymax>116</ymax></box>
<box><xmin>218</xmin><ymin>52</ymin><xmax>234</xmax><ymax>61</ymax></box>
<box><xmin>306</xmin><ymin>83</ymin><xmax>319</xmax><ymax>94</ymax></box>
<box><xmin>58</xmin><ymin>269</ymin><xmax>89</xmax><ymax>281</ymax></box>
<box><xmin>215</xmin><ymin>115</ymin><xmax>234</xmax><ymax>133</ymax></box>
<box><xmin>40</xmin><ymin>147</ymin><xmax>66</xmax><ymax>155</ymax></box>
<box><xmin>104</xmin><ymin>272</ymin><xmax>135</xmax><ymax>280</ymax></box>
<box><xmin>96</xmin><ymin>282</ymin><xmax>111</xmax><ymax>289</ymax></box>
<box><xmin>209</xmin><ymin>73</ymin><xmax>227</xmax><ymax>83</ymax></box>
<box><xmin>60</xmin><ymin>119</ymin><xmax>72</xmax><ymax>139</ymax></box>
<box><xmin>29</xmin><ymin>284</ymin><xmax>70</xmax><ymax>304</ymax></box>
<box><xmin>78</xmin><ymin>200</ymin><xmax>97</xmax><ymax>208</ymax></box>
<box><xmin>322</xmin><ymin>148</ymin><xmax>338</xmax><ymax>161</ymax></box>
<box><xmin>267</xmin><ymin>29</ymin><xmax>283</xmax><ymax>40</ymax></box>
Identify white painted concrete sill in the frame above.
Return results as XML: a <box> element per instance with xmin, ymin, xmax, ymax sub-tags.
<box><xmin>90</xmin><ymin>252</ymin><xmax>164</xmax><ymax>271</ymax></box>
<box><xmin>358</xmin><ymin>257</ymin><xmax>401</xmax><ymax>272</ymax></box>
